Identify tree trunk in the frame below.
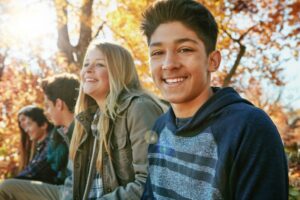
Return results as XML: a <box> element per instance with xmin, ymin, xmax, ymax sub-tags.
<box><xmin>54</xmin><ymin>0</ymin><xmax>93</xmax><ymax>68</ymax></box>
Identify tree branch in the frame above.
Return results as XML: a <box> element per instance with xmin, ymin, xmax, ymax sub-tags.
<box><xmin>221</xmin><ymin>24</ymin><xmax>258</xmax><ymax>86</ymax></box>
<box><xmin>0</xmin><ymin>51</ymin><xmax>7</xmax><ymax>80</ymax></box>
<box><xmin>54</xmin><ymin>0</ymin><xmax>74</xmax><ymax>64</ymax></box>
<box><xmin>290</xmin><ymin>117</ymin><xmax>300</xmax><ymax>129</ymax></box>
<box><xmin>76</xmin><ymin>0</ymin><xmax>94</xmax><ymax>66</ymax></box>
<box><xmin>92</xmin><ymin>21</ymin><xmax>106</xmax><ymax>40</ymax></box>
<box><xmin>223</xmin><ymin>44</ymin><xmax>246</xmax><ymax>87</ymax></box>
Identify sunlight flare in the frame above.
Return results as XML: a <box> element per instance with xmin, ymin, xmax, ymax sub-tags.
<box><xmin>4</xmin><ymin>2</ymin><xmax>55</xmax><ymax>42</ymax></box>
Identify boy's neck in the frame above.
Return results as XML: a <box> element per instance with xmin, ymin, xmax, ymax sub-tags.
<box><xmin>171</xmin><ymin>87</ymin><xmax>213</xmax><ymax>118</ymax></box>
<box><xmin>61</xmin><ymin>111</ymin><xmax>74</xmax><ymax>131</ymax></box>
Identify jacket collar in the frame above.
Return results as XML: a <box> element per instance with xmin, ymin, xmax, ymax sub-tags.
<box><xmin>75</xmin><ymin>92</ymin><xmax>143</xmax><ymax>132</ymax></box>
<box><xmin>116</xmin><ymin>92</ymin><xmax>142</xmax><ymax>114</ymax></box>
<box><xmin>76</xmin><ymin>105</ymin><xmax>99</xmax><ymax>134</ymax></box>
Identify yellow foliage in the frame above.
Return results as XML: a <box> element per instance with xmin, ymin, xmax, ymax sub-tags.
<box><xmin>0</xmin><ymin>0</ymin><xmax>299</xmax><ymax>181</ymax></box>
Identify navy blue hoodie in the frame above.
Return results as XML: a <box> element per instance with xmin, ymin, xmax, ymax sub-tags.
<box><xmin>142</xmin><ymin>87</ymin><xmax>288</xmax><ymax>200</ymax></box>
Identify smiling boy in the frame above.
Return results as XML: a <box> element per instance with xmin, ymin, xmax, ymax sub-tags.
<box><xmin>141</xmin><ymin>0</ymin><xmax>288</xmax><ymax>199</ymax></box>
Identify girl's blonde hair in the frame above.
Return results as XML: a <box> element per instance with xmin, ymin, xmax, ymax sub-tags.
<box><xmin>69</xmin><ymin>41</ymin><xmax>143</xmax><ymax>171</ymax></box>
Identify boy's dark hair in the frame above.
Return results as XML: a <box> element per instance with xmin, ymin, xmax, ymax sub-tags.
<box><xmin>141</xmin><ymin>0</ymin><xmax>218</xmax><ymax>55</ymax></box>
<box><xmin>41</xmin><ymin>73</ymin><xmax>79</xmax><ymax>113</ymax></box>
<box><xmin>19</xmin><ymin>105</ymin><xmax>54</xmax><ymax>132</ymax></box>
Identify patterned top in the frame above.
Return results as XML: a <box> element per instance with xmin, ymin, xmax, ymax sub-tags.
<box><xmin>88</xmin><ymin>173</ymin><xmax>104</xmax><ymax>199</ymax></box>
<box><xmin>87</xmin><ymin>110</ymin><xmax>104</xmax><ymax>199</ymax></box>
<box><xmin>15</xmin><ymin>132</ymin><xmax>57</xmax><ymax>183</ymax></box>
<box><xmin>142</xmin><ymin>87</ymin><xmax>288</xmax><ymax>200</ymax></box>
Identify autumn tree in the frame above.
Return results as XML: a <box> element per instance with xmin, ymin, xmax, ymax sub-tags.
<box><xmin>0</xmin><ymin>0</ymin><xmax>299</xmax><ymax>185</ymax></box>
<box><xmin>0</xmin><ymin>56</ymin><xmax>48</xmax><ymax>177</ymax></box>
<box><xmin>54</xmin><ymin>0</ymin><xmax>93</xmax><ymax>70</ymax></box>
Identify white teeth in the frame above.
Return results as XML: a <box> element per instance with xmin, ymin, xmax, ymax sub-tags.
<box><xmin>165</xmin><ymin>77</ymin><xmax>185</xmax><ymax>84</ymax></box>
<box><xmin>85</xmin><ymin>78</ymin><xmax>96</xmax><ymax>82</ymax></box>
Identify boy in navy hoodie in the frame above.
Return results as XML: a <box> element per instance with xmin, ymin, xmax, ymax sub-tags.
<box><xmin>141</xmin><ymin>0</ymin><xmax>288</xmax><ymax>199</ymax></box>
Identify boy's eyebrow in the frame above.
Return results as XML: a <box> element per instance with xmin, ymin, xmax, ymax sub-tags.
<box><xmin>150</xmin><ymin>38</ymin><xmax>199</xmax><ymax>47</ymax></box>
<box><xmin>175</xmin><ymin>38</ymin><xmax>198</xmax><ymax>44</ymax></box>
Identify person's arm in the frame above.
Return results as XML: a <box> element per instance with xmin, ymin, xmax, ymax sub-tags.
<box><xmin>16</xmin><ymin>141</ymin><xmax>51</xmax><ymax>180</ymax></box>
<box><xmin>101</xmin><ymin>97</ymin><xmax>164</xmax><ymax>200</ymax></box>
<box><xmin>47</xmin><ymin>142</ymin><xmax>68</xmax><ymax>172</ymax></box>
<box><xmin>230</xmin><ymin>109</ymin><xmax>288</xmax><ymax>200</ymax></box>
<box><xmin>60</xmin><ymin>160</ymin><xmax>74</xmax><ymax>200</ymax></box>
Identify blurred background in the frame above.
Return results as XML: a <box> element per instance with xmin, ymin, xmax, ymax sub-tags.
<box><xmin>0</xmin><ymin>0</ymin><xmax>299</xmax><ymax>198</ymax></box>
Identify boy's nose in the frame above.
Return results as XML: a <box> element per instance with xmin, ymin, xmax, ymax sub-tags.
<box><xmin>162</xmin><ymin>52</ymin><xmax>180</xmax><ymax>70</ymax></box>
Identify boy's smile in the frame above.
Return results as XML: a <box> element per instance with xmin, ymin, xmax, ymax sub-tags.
<box><xmin>149</xmin><ymin>21</ymin><xmax>220</xmax><ymax>117</ymax></box>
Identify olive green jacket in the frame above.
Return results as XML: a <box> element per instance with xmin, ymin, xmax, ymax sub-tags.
<box><xmin>72</xmin><ymin>93</ymin><xmax>165</xmax><ymax>200</ymax></box>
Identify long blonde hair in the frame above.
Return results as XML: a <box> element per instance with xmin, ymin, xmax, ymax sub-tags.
<box><xmin>69</xmin><ymin>41</ymin><xmax>143</xmax><ymax>171</ymax></box>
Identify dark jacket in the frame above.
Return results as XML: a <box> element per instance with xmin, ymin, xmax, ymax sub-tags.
<box><xmin>47</xmin><ymin>122</ymin><xmax>74</xmax><ymax>184</ymax></box>
<box><xmin>15</xmin><ymin>130</ymin><xmax>57</xmax><ymax>183</ymax></box>
<box><xmin>143</xmin><ymin>87</ymin><xmax>288</xmax><ymax>200</ymax></box>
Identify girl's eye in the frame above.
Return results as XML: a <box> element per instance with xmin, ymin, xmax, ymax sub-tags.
<box><xmin>95</xmin><ymin>63</ymin><xmax>105</xmax><ymax>67</ymax></box>
<box><xmin>83</xmin><ymin>63</ymin><xmax>89</xmax><ymax>67</ymax></box>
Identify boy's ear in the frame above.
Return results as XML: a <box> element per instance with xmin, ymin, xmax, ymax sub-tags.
<box><xmin>55</xmin><ymin>98</ymin><xmax>64</xmax><ymax>111</ymax></box>
<box><xmin>41</xmin><ymin>122</ymin><xmax>48</xmax><ymax>131</ymax></box>
<box><xmin>208</xmin><ymin>50</ymin><xmax>221</xmax><ymax>72</ymax></box>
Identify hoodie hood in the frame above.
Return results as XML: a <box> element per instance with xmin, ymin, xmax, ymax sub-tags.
<box><xmin>165</xmin><ymin>87</ymin><xmax>253</xmax><ymax>136</ymax></box>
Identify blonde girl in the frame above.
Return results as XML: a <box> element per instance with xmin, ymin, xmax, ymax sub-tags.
<box><xmin>68</xmin><ymin>41</ymin><xmax>164</xmax><ymax>200</ymax></box>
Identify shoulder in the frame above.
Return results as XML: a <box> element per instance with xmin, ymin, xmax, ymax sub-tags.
<box><xmin>127</xmin><ymin>94</ymin><xmax>165</xmax><ymax>122</ymax></box>
<box><xmin>115</xmin><ymin>94</ymin><xmax>166</xmax><ymax>134</ymax></box>
<box><xmin>217</xmin><ymin>102</ymin><xmax>273</xmax><ymax>126</ymax></box>
<box><xmin>132</xmin><ymin>94</ymin><xmax>163</xmax><ymax>110</ymax></box>
<box><xmin>118</xmin><ymin>93</ymin><xmax>166</xmax><ymax>115</ymax></box>
<box><xmin>227</xmin><ymin>103</ymin><xmax>276</xmax><ymax>130</ymax></box>
<box><xmin>245</xmin><ymin>107</ymin><xmax>279</xmax><ymax>140</ymax></box>
<box><xmin>212</xmin><ymin>103</ymin><xmax>281</xmax><ymax>147</ymax></box>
